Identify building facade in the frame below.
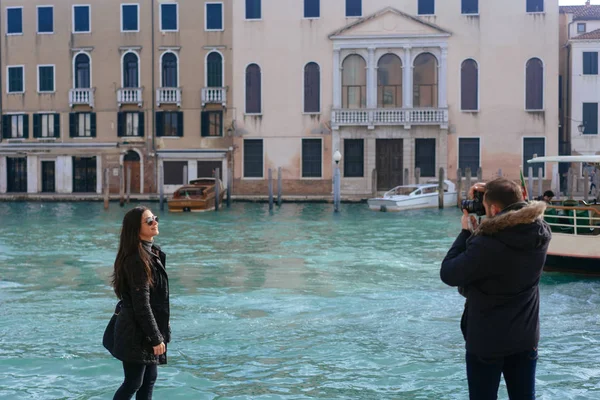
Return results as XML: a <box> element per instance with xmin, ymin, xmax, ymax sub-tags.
<box><xmin>233</xmin><ymin>0</ymin><xmax>559</xmax><ymax>197</ymax></box>
<box><xmin>0</xmin><ymin>0</ymin><xmax>233</xmax><ymax>195</ymax></box>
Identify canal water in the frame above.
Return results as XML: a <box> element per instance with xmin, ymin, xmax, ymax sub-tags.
<box><xmin>0</xmin><ymin>202</ymin><xmax>598</xmax><ymax>400</ymax></box>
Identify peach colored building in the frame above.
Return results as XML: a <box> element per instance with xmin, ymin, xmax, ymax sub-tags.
<box><xmin>0</xmin><ymin>0</ymin><xmax>233</xmax><ymax>195</ymax></box>
<box><xmin>232</xmin><ymin>0</ymin><xmax>559</xmax><ymax>197</ymax></box>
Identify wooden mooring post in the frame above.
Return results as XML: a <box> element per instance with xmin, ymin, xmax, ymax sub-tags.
<box><xmin>103</xmin><ymin>168</ymin><xmax>110</xmax><ymax>210</ymax></box>
<box><xmin>477</xmin><ymin>167</ymin><xmax>483</xmax><ymax>182</ymax></box>
<box><xmin>465</xmin><ymin>168</ymin><xmax>472</xmax><ymax>196</ymax></box>
<box><xmin>226</xmin><ymin>167</ymin><xmax>232</xmax><ymax>208</ymax></box>
<box><xmin>404</xmin><ymin>168</ymin><xmax>409</xmax><ymax>185</ymax></box>
<box><xmin>527</xmin><ymin>167</ymin><xmax>534</xmax><ymax>201</ymax></box>
<box><xmin>268</xmin><ymin>168</ymin><xmax>274</xmax><ymax>211</ymax></box>
<box><xmin>438</xmin><ymin>168</ymin><xmax>445</xmax><ymax>209</ymax></box>
<box><xmin>567</xmin><ymin>167</ymin><xmax>574</xmax><ymax>199</ymax></box>
<box><xmin>456</xmin><ymin>168</ymin><xmax>463</xmax><ymax>207</ymax></box>
<box><xmin>214</xmin><ymin>168</ymin><xmax>221</xmax><ymax>211</ymax></box>
<box><xmin>333</xmin><ymin>166</ymin><xmax>341</xmax><ymax>213</ymax></box>
<box><xmin>584</xmin><ymin>168</ymin><xmax>590</xmax><ymax>202</ymax></box>
<box><xmin>119</xmin><ymin>165</ymin><xmax>125</xmax><ymax>207</ymax></box>
<box><xmin>126</xmin><ymin>167</ymin><xmax>131</xmax><ymax>204</ymax></box>
<box><xmin>538</xmin><ymin>168</ymin><xmax>543</xmax><ymax>199</ymax></box>
<box><xmin>415</xmin><ymin>168</ymin><xmax>421</xmax><ymax>185</ymax></box>
<box><xmin>277</xmin><ymin>167</ymin><xmax>282</xmax><ymax>207</ymax></box>
<box><xmin>159</xmin><ymin>164</ymin><xmax>165</xmax><ymax>212</ymax></box>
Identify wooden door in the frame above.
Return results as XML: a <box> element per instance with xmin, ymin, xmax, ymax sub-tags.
<box><xmin>376</xmin><ymin>139</ymin><xmax>403</xmax><ymax>191</ymax></box>
<box><xmin>123</xmin><ymin>150</ymin><xmax>141</xmax><ymax>193</ymax></box>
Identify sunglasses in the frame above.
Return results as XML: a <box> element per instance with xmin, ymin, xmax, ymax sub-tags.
<box><xmin>145</xmin><ymin>216</ymin><xmax>159</xmax><ymax>226</ymax></box>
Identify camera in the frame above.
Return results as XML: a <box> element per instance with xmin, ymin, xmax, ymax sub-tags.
<box><xmin>461</xmin><ymin>190</ymin><xmax>486</xmax><ymax>216</ymax></box>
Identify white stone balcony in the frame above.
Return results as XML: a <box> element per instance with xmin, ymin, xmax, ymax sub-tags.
<box><xmin>69</xmin><ymin>88</ymin><xmax>95</xmax><ymax>108</ymax></box>
<box><xmin>331</xmin><ymin>108</ymin><xmax>449</xmax><ymax>129</ymax></box>
<box><xmin>157</xmin><ymin>88</ymin><xmax>181</xmax><ymax>107</ymax></box>
<box><xmin>117</xmin><ymin>88</ymin><xmax>143</xmax><ymax>107</ymax></box>
<box><xmin>201</xmin><ymin>87</ymin><xmax>227</xmax><ymax>107</ymax></box>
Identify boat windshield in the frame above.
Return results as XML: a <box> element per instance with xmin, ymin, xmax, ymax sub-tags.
<box><xmin>392</xmin><ymin>187</ymin><xmax>419</xmax><ymax>195</ymax></box>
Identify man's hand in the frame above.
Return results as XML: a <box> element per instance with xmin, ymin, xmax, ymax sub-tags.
<box><xmin>468</xmin><ymin>182</ymin><xmax>486</xmax><ymax>199</ymax></box>
<box><xmin>461</xmin><ymin>210</ymin><xmax>478</xmax><ymax>232</ymax></box>
<box><xmin>153</xmin><ymin>342</ymin><xmax>166</xmax><ymax>356</ymax></box>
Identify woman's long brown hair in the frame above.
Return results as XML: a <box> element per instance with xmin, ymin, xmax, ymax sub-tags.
<box><xmin>111</xmin><ymin>206</ymin><xmax>154</xmax><ymax>299</ymax></box>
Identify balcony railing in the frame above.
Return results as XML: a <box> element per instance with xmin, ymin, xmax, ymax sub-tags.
<box><xmin>201</xmin><ymin>87</ymin><xmax>227</xmax><ymax>107</ymax></box>
<box><xmin>69</xmin><ymin>88</ymin><xmax>95</xmax><ymax>108</ymax></box>
<box><xmin>332</xmin><ymin>108</ymin><xmax>449</xmax><ymax>129</ymax></box>
<box><xmin>117</xmin><ymin>88</ymin><xmax>143</xmax><ymax>107</ymax></box>
<box><xmin>157</xmin><ymin>87</ymin><xmax>181</xmax><ymax>107</ymax></box>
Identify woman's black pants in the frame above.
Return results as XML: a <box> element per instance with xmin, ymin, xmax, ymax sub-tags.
<box><xmin>113</xmin><ymin>361</ymin><xmax>158</xmax><ymax>400</ymax></box>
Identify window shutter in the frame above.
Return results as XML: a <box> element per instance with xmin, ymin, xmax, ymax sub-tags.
<box><xmin>201</xmin><ymin>111</ymin><xmax>209</xmax><ymax>136</ymax></box>
<box><xmin>2</xmin><ymin>115</ymin><xmax>10</xmax><ymax>139</ymax></box>
<box><xmin>90</xmin><ymin>113</ymin><xmax>97</xmax><ymax>137</ymax></box>
<box><xmin>155</xmin><ymin>112</ymin><xmax>164</xmax><ymax>137</ymax></box>
<box><xmin>54</xmin><ymin>113</ymin><xmax>60</xmax><ymax>138</ymax></box>
<box><xmin>69</xmin><ymin>113</ymin><xmax>77</xmax><ymax>137</ymax></box>
<box><xmin>22</xmin><ymin>115</ymin><xmax>29</xmax><ymax>139</ymax></box>
<box><xmin>177</xmin><ymin>111</ymin><xmax>184</xmax><ymax>137</ymax></box>
<box><xmin>33</xmin><ymin>114</ymin><xmax>41</xmax><ymax>138</ymax></box>
<box><xmin>138</xmin><ymin>112</ymin><xmax>145</xmax><ymax>137</ymax></box>
<box><xmin>117</xmin><ymin>112</ymin><xmax>125</xmax><ymax>137</ymax></box>
<box><xmin>218</xmin><ymin>111</ymin><xmax>223</xmax><ymax>136</ymax></box>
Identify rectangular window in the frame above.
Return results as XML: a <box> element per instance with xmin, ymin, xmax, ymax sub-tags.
<box><xmin>73</xmin><ymin>5</ymin><xmax>91</xmax><ymax>33</ymax></box>
<box><xmin>117</xmin><ymin>112</ymin><xmax>144</xmax><ymax>137</ymax></box>
<box><xmin>201</xmin><ymin>111</ymin><xmax>223</xmax><ymax>137</ymax></box>
<box><xmin>415</xmin><ymin>138</ymin><xmax>436</xmax><ymax>178</ymax></box>
<box><xmin>583</xmin><ymin>52</ymin><xmax>598</xmax><ymax>75</ymax></box>
<box><xmin>577</xmin><ymin>23</ymin><xmax>586</xmax><ymax>33</ymax></box>
<box><xmin>458</xmin><ymin>138</ymin><xmax>480</xmax><ymax>176</ymax></box>
<box><xmin>121</xmin><ymin>4</ymin><xmax>139</xmax><ymax>32</ymax></box>
<box><xmin>461</xmin><ymin>0</ymin><xmax>478</xmax><ymax>14</ymax></box>
<box><xmin>523</xmin><ymin>138</ymin><xmax>545</xmax><ymax>177</ymax></box>
<box><xmin>7</xmin><ymin>7</ymin><xmax>23</xmax><ymax>34</ymax></box>
<box><xmin>164</xmin><ymin>161</ymin><xmax>187</xmax><ymax>185</ymax></box>
<box><xmin>156</xmin><ymin>111</ymin><xmax>183</xmax><ymax>137</ymax></box>
<box><xmin>246</xmin><ymin>0</ymin><xmax>261</xmax><ymax>20</ymax></box>
<box><xmin>7</xmin><ymin>66</ymin><xmax>24</xmax><ymax>93</ymax></box>
<box><xmin>33</xmin><ymin>114</ymin><xmax>59</xmax><ymax>138</ymax></box>
<box><xmin>38</xmin><ymin>65</ymin><xmax>55</xmax><ymax>93</ymax></box>
<box><xmin>418</xmin><ymin>0</ymin><xmax>435</xmax><ymax>15</ymax></box>
<box><xmin>526</xmin><ymin>0</ymin><xmax>544</xmax><ymax>13</ymax></box>
<box><xmin>206</xmin><ymin>3</ymin><xmax>223</xmax><ymax>31</ymax></box>
<box><xmin>244</xmin><ymin>139</ymin><xmax>264</xmax><ymax>178</ymax></box>
<box><xmin>346</xmin><ymin>0</ymin><xmax>361</xmax><ymax>17</ymax></box>
<box><xmin>161</xmin><ymin>3</ymin><xmax>178</xmax><ymax>31</ymax></box>
<box><xmin>2</xmin><ymin>115</ymin><xmax>28</xmax><ymax>139</ymax></box>
<box><xmin>302</xmin><ymin>139</ymin><xmax>322</xmax><ymax>178</ymax></box>
<box><xmin>305</xmin><ymin>0</ymin><xmax>320</xmax><ymax>18</ymax></box>
<box><xmin>72</xmin><ymin>156</ymin><xmax>97</xmax><ymax>193</ymax></box>
<box><xmin>583</xmin><ymin>103</ymin><xmax>598</xmax><ymax>135</ymax></box>
<box><xmin>37</xmin><ymin>6</ymin><xmax>54</xmax><ymax>33</ymax></box>
<box><xmin>6</xmin><ymin>157</ymin><xmax>27</xmax><ymax>193</ymax></box>
<box><xmin>69</xmin><ymin>113</ymin><xmax>96</xmax><ymax>138</ymax></box>
<box><xmin>344</xmin><ymin>139</ymin><xmax>364</xmax><ymax>178</ymax></box>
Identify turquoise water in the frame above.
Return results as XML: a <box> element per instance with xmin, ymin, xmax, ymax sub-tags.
<box><xmin>0</xmin><ymin>202</ymin><xmax>599</xmax><ymax>400</ymax></box>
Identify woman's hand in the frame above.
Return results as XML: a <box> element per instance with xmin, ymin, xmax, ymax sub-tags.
<box><xmin>153</xmin><ymin>342</ymin><xmax>166</xmax><ymax>356</ymax></box>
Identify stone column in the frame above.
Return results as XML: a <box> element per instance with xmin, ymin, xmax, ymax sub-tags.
<box><xmin>0</xmin><ymin>156</ymin><xmax>6</xmax><ymax>193</ymax></box>
<box><xmin>96</xmin><ymin>155</ymin><xmax>103</xmax><ymax>194</ymax></box>
<box><xmin>333</xmin><ymin>49</ymin><xmax>342</xmax><ymax>109</ymax></box>
<box><xmin>403</xmin><ymin>47</ymin><xmax>413</xmax><ymax>109</ymax></box>
<box><xmin>27</xmin><ymin>155</ymin><xmax>38</xmax><ymax>193</ymax></box>
<box><xmin>439</xmin><ymin>47</ymin><xmax>448</xmax><ymax>109</ymax></box>
<box><xmin>367</xmin><ymin>47</ymin><xmax>377</xmax><ymax>109</ymax></box>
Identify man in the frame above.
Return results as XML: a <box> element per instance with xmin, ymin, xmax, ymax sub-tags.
<box><xmin>536</xmin><ymin>190</ymin><xmax>554</xmax><ymax>204</ymax></box>
<box><xmin>440</xmin><ymin>178</ymin><xmax>551</xmax><ymax>400</ymax></box>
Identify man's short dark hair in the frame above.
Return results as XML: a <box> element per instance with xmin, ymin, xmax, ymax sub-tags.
<box><xmin>543</xmin><ymin>190</ymin><xmax>555</xmax><ymax>198</ymax></box>
<box><xmin>483</xmin><ymin>178</ymin><xmax>524</xmax><ymax>209</ymax></box>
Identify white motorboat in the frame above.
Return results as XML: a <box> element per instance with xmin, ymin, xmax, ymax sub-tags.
<box><xmin>527</xmin><ymin>155</ymin><xmax>600</xmax><ymax>274</ymax></box>
<box><xmin>368</xmin><ymin>180</ymin><xmax>458</xmax><ymax>212</ymax></box>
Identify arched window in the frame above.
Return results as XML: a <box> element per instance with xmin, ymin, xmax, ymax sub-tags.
<box><xmin>74</xmin><ymin>53</ymin><xmax>90</xmax><ymax>89</ymax></box>
<box><xmin>161</xmin><ymin>53</ymin><xmax>178</xmax><ymax>88</ymax></box>
<box><xmin>342</xmin><ymin>55</ymin><xmax>366</xmax><ymax>109</ymax></box>
<box><xmin>246</xmin><ymin>64</ymin><xmax>261</xmax><ymax>114</ymax></box>
<box><xmin>461</xmin><ymin>59</ymin><xmax>478</xmax><ymax>111</ymax></box>
<box><xmin>526</xmin><ymin>58</ymin><xmax>543</xmax><ymax>110</ymax></box>
<box><xmin>207</xmin><ymin>52</ymin><xmax>223</xmax><ymax>87</ymax></box>
<box><xmin>377</xmin><ymin>54</ymin><xmax>402</xmax><ymax>108</ymax></box>
<box><xmin>413</xmin><ymin>53</ymin><xmax>438</xmax><ymax>108</ymax></box>
<box><xmin>123</xmin><ymin>52</ymin><xmax>139</xmax><ymax>88</ymax></box>
<box><xmin>304</xmin><ymin>62</ymin><xmax>320</xmax><ymax>113</ymax></box>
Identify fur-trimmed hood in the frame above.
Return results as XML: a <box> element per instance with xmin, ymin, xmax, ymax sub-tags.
<box><xmin>471</xmin><ymin>201</ymin><xmax>551</xmax><ymax>251</ymax></box>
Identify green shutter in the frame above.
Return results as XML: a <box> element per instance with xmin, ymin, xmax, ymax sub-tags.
<box><xmin>117</xmin><ymin>112</ymin><xmax>124</xmax><ymax>137</ymax></box>
<box><xmin>138</xmin><ymin>111</ymin><xmax>145</xmax><ymax>137</ymax></box>
<box><xmin>156</xmin><ymin>112</ymin><xmax>164</xmax><ymax>137</ymax></box>
<box><xmin>177</xmin><ymin>111</ymin><xmax>184</xmax><ymax>137</ymax></box>
<box><xmin>90</xmin><ymin>113</ymin><xmax>97</xmax><ymax>137</ymax></box>
<box><xmin>2</xmin><ymin>115</ymin><xmax>10</xmax><ymax>139</ymax></box>
<box><xmin>54</xmin><ymin>113</ymin><xmax>60</xmax><ymax>138</ymax></box>
<box><xmin>69</xmin><ymin>113</ymin><xmax>77</xmax><ymax>137</ymax></box>
<box><xmin>33</xmin><ymin>114</ymin><xmax>41</xmax><ymax>138</ymax></box>
<box><xmin>218</xmin><ymin>111</ymin><xmax>223</xmax><ymax>136</ymax></box>
<box><xmin>201</xmin><ymin>111</ymin><xmax>209</xmax><ymax>137</ymax></box>
<box><xmin>22</xmin><ymin>114</ymin><xmax>29</xmax><ymax>139</ymax></box>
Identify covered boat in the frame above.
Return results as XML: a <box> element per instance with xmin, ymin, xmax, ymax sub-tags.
<box><xmin>368</xmin><ymin>180</ymin><xmax>458</xmax><ymax>212</ymax></box>
<box><xmin>167</xmin><ymin>178</ymin><xmax>226</xmax><ymax>212</ymax></box>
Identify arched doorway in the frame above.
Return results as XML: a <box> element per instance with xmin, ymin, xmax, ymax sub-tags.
<box><xmin>123</xmin><ymin>150</ymin><xmax>141</xmax><ymax>194</ymax></box>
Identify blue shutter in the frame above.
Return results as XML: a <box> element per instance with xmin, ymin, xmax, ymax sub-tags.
<box><xmin>138</xmin><ymin>112</ymin><xmax>145</xmax><ymax>137</ymax></box>
<box><xmin>346</xmin><ymin>0</ymin><xmax>361</xmax><ymax>17</ymax></box>
<box><xmin>418</xmin><ymin>0</ymin><xmax>435</xmax><ymax>15</ymax></box>
<box><xmin>22</xmin><ymin>115</ymin><xmax>29</xmax><ymax>139</ymax></box>
<box><xmin>245</xmin><ymin>0</ymin><xmax>261</xmax><ymax>19</ymax></box>
<box><xmin>305</xmin><ymin>0</ymin><xmax>320</xmax><ymax>18</ymax></box>
<box><xmin>156</xmin><ymin>112</ymin><xmax>164</xmax><ymax>137</ymax></box>
<box><xmin>583</xmin><ymin>103</ymin><xmax>598</xmax><ymax>135</ymax></box>
<box><xmin>177</xmin><ymin>112</ymin><xmax>184</xmax><ymax>137</ymax></box>
<box><xmin>2</xmin><ymin>116</ymin><xmax>10</xmax><ymax>139</ymax></box>
<box><xmin>7</xmin><ymin>8</ymin><xmax>23</xmax><ymax>34</ymax></box>
<box><xmin>523</xmin><ymin>139</ymin><xmax>545</xmax><ymax>177</ymax></box>
<box><xmin>54</xmin><ymin>113</ymin><xmax>61</xmax><ymax>138</ymax></box>
<box><xmin>415</xmin><ymin>139</ymin><xmax>436</xmax><ymax>178</ymax></box>
<box><xmin>33</xmin><ymin>114</ymin><xmax>41</xmax><ymax>138</ymax></box>
<box><xmin>90</xmin><ymin>113</ymin><xmax>97</xmax><ymax>137</ymax></box>
<box><xmin>69</xmin><ymin>113</ymin><xmax>77</xmax><ymax>137</ymax></box>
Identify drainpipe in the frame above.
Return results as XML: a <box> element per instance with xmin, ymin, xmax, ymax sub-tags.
<box><xmin>151</xmin><ymin>0</ymin><xmax>157</xmax><ymax>192</ymax></box>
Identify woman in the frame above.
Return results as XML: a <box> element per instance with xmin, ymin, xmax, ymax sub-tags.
<box><xmin>109</xmin><ymin>206</ymin><xmax>170</xmax><ymax>400</ymax></box>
